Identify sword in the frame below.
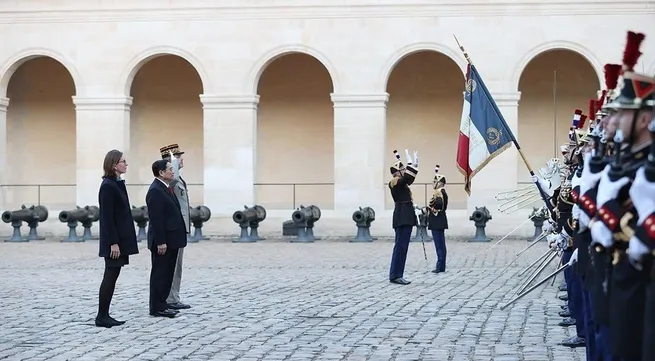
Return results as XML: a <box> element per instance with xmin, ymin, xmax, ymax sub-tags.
<box><xmin>484</xmin><ymin>215</ymin><xmax>534</xmax><ymax>253</ymax></box>
<box><xmin>415</xmin><ymin>206</ymin><xmax>428</xmax><ymax>266</ymax></box>
<box><xmin>500</xmin><ymin>258</ymin><xmax>573</xmax><ymax>310</ymax></box>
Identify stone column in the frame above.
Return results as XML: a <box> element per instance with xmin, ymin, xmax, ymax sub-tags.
<box><xmin>73</xmin><ymin>96</ymin><xmax>132</xmax><ymax>207</ymax></box>
<box><xmin>200</xmin><ymin>94</ymin><xmax>259</xmax><ymax>215</ymax></box>
<box><xmin>0</xmin><ymin>97</ymin><xmax>8</xmax><ymax>209</ymax></box>
<box><xmin>466</xmin><ymin>92</ymin><xmax>521</xmax><ymax>213</ymax></box>
<box><xmin>331</xmin><ymin>93</ymin><xmax>389</xmax><ymax>212</ymax></box>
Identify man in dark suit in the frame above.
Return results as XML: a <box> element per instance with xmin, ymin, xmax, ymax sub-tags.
<box><xmin>145</xmin><ymin>159</ymin><xmax>188</xmax><ymax>318</ymax></box>
<box><xmin>427</xmin><ymin>165</ymin><xmax>449</xmax><ymax>274</ymax></box>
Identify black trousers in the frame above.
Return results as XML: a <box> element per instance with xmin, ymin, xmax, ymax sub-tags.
<box><xmin>149</xmin><ymin>248</ymin><xmax>179</xmax><ymax>313</ymax></box>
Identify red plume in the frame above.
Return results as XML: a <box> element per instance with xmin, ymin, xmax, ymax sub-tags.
<box><xmin>622</xmin><ymin>31</ymin><xmax>646</xmax><ymax>71</ymax></box>
<box><xmin>589</xmin><ymin>100</ymin><xmax>595</xmax><ymax>119</ymax></box>
<box><xmin>597</xmin><ymin>90</ymin><xmax>607</xmax><ymax>110</ymax></box>
<box><xmin>578</xmin><ymin>114</ymin><xmax>587</xmax><ymax>129</ymax></box>
<box><xmin>604</xmin><ymin>64</ymin><xmax>621</xmax><ymax>89</ymax></box>
<box><xmin>574</xmin><ymin>109</ymin><xmax>583</xmax><ymax>115</ymax></box>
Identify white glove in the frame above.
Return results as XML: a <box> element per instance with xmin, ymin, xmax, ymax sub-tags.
<box><xmin>572</xmin><ymin>204</ymin><xmax>581</xmax><ymax>221</ymax></box>
<box><xmin>531</xmin><ymin>175</ymin><xmax>553</xmax><ymax>197</ymax></box>
<box><xmin>590</xmin><ymin>220</ymin><xmax>613</xmax><ymax>247</ymax></box>
<box><xmin>578</xmin><ymin>211</ymin><xmax>591</xmax><ymax>231</ymax></box>
<box><xmin>568</xmin><ymin>248</ymin><xmax>579</xmax><ymax>266</ymax></box>
<box><xmin>413</xmin><ymin>151</ymin><xmax>419</xmax><ymax>167</ymax></box>
<box><xmin>547</xmin><ymin>233</ymin><xmax>558</xmax><ymax>249</ymax></box>
<box><xmin>596</xmin><ymin>164</ymin><xmax>631</xmax><ymax>208</ymax></box>
<box><xmin>404</xmin><ymin>149</ymin><xmax>413</xmax><ymax>165</ymax></box>
<box><xmin>630</xmin><ymin>167</ymin><xmax>655</xmax><ymax>225</ymax></box>
<box><xmin>170</xmin><ymin>151</ymin><xmax>180</xmax><ymax>177</ymax></box>
<box><xmin>555</xmin><ymin>233</ymin><xmax>568</xmax><ymax>251</ymax></box>
<box><xmin>542</xmin><ymin>220</ymin><xmax>555</xmax><ymax>233</ymax></box>
<box><xmin>627</xmin><ymin>235</ymin><xmax>650</xmax><ymax>269</ymax></box>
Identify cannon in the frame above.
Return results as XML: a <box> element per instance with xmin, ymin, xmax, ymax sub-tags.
<box><xmin>58</xmin><ymin>206</ymin><xmax>96</xmax><ymax>242</ymax></box>
<box><xmin>469</xmin><ymin>206</ymin><xmax>492</xmax><ymax>242</ymax></box>
<box><xmin>289</xmin><ymin>205</ymin><xmax>321</xmax><ymax>243</ymax></box>
<box><xmin>231</xmin><ymin>205</ymin><xmax>266</xmax><ymax>243</ymax></box>
<box><xmin>131</xmin><ymin>205</ymin><xmax>148</xmax><ymax>242</ymax></box>
<box><xmin>188</xmin><ymin>205</ymin><xmax>212</xmax><ymax>242</ymax></box>
<box><xmin>1</xmin><ymin>205</ymin><xmax>48</xmax><ymax>242</ymax></box>
<box><xmin>79</xmin><ymin>206</ymin><xmax>100</xmax><ymax>241</ymax></box>
<box><xmin>529</xmin><ymin>206</ymin><xmax>549</xmax><ymax>241</ymax></box>
<box><xmin>411</xmin><ymin>206</ymin><xmax>429</xmax><ymax>242</ymax></box>
<box><xmin>351</xmin><ymin>206</ymin><xmax>376</xmax><ymax>242</ymax></box>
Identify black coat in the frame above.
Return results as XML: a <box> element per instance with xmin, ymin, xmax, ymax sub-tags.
<box><xmin>427</xmin><ymin>187</ymin><xmax>449</xmax><ymax>230</ymax></box>
<box><xmin>145</xmin><ymin>179</ymin><xmax>187</xmax><ymax>251</ymax></box>
<box><xmin>98</xmin><ymin>177</ymin><xmax>139</xmax><ymax>258</ymax></box>
<box><xmin>389</xmin><ymin>165</ymin><xmax>418</xmax><ymax>228</ymax></box>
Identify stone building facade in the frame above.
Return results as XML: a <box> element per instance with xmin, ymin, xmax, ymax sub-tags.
<box><xmin>0</xmin><ymin>0</ymin><xmax>653</xmax><ymax>222</ymax></box>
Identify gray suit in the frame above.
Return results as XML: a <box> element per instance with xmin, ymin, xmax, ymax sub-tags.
<box><xmin>166</xmin><ymin>157</ymin><xmax>190</xmax><ymax>305</ymax></box>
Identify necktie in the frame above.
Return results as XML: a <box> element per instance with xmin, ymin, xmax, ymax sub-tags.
<box><xmin>169</xmin><ymin>186</ymin><xmax>174</xmax><ymax>195</ymax></box>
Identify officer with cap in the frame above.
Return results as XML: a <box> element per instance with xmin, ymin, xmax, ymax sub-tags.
<box><xmin>427</xmin><ymin>165</ymin><xmax>448</xmax><ymax>274</ymax></box>
<box><xmin>388</xmin><ymin>149</ymin><xmax>419</xmax><ymax>285</ymax></box>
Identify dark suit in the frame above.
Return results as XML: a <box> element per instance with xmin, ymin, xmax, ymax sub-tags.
<box><xmin>98</xmin><ymin>177</ymin><xmax>139</xmax><ymax>264</ymax></box>
<box><xmin>428</xmin><ymin>187</ymin><xmax>448</xmax><ymax>272</ymax></box>
<box><xmin>145</xmin><ymin>179</ymin><xmax>187</xmax><ymax>313</ymax></box>
<box><xmin>388</xmin><ymin>165</ymin><xmax>418</xmax><ymax>281</ymax></box>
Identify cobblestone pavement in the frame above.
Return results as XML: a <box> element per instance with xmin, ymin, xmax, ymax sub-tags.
<box><xmin>0</xmin><ymin>237</ymin><xmax>584</xmax><ymax>361</ymax></box>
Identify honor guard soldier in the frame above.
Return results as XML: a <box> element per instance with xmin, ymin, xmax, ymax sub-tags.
<box><xmin>578</xmin><ymin>62</ymin><xmax>622</xmax><ymax>361</ymax></box>
<box><xmin>427</xmin><ymin>165</ymin><xmax>448</xmax><ymax>274</ymax></box>
<box><xmin>388</xmin><ymin>149</ymin><xmax>419</xmax><ymax>285</ymax></box>
<box><xmin>589</xmin><ymin>30</ymin><xmax>652</xmax><ymax>361</ymax></box>
<box><xmin>552</xmin><ymin>110</ymin><xmax>588</xmax><ymax>348</ymax></box>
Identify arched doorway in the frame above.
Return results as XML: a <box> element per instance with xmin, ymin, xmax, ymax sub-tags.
<box><xmin>5</xmin><ymin>57</ymin><xmax>77</xmax><ymax>210</ymax></box>
<box><xmin>385</xmin><ymin>51</ymin><xmax>465</xmax><ymax>209</ymax></box>
<box><xmin>255</xmin><ymin>53</ymin><xmax>335</xmax><ymax>209</ymax></box>
<box><xmin>128</xmin><ymin>55</ymin><xmax>204</xmax><ymax>206</ymax></box>
<box><xmin>517</xmin><ymin>49</ymin><xmax>599</xmax><ymax>183</ymax></box>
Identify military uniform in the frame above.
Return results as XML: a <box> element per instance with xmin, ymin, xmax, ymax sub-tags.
<box><xmin>587</xmin><ymin>30</ymin><xmax>653</xmax><ymax>361</ymax></box>
<box><xmin>427</xmin><ymin>165</ymin><xmax>448</xmax><ymax>274</ymax></box>
<box><xmin>388</xmin><ymin>149</ymin><xmax>419</xmax><ymax>285</ymax></box>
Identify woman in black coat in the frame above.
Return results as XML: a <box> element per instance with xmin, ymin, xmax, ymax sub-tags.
<box><xmin>96</xmin><ymin>149</ymin><xmax>139</xmax><ymax>328</ymax></box>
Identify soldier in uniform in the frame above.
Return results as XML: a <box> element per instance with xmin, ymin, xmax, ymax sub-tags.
<box><xmin>589</xmin><ymin>30</ymin><xmax>652</xmax><ymax>361</ymax></box>
<box><xmin>427</xmin><ymin>165</ymin><xmax>448</xmax><ymax>274</ymax></box>
<box><xmin>159</xmin><ymin>144</ymin><xmax>192</xmax><ymax>310</ymax></box>
<box><xmin>388</xmin><ymin>149</ymin><xmax>419</xmax><ymax>285</ymax></box>
<box><xmin>578</xmin><ymin>63</ymin><xmax>622</xmax><ymax>361</ymax></box>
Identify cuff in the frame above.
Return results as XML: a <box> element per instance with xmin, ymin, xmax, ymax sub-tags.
<box><xmin>635</xmin><ymin>212</ymin><xmax>655</xmax><ymax>249</ymax></box>
<box><xmin>598</xmin><ymin>199</ymin><xmax>622</xmax><ymax>232</ymax></box>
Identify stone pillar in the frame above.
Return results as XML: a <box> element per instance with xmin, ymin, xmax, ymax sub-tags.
<box><xmin>466</xmin><ymin>92</ymin><xmax>521</xmax><ymax>214</ymax></box>
<box><xmin>0</xmin><ymin>97</ymin><xmax>8</xmax><ymax>209</ymax></box>
<box><xmin>331</xmin><ymin>93</ymin><xmax>389</xmax><ymax>212</ymax></box>
<box><xmin>200</xmin><ymin>94</ymin><xmax>259</xmax><ymax>215</ymax></box>
<box><xmin>73</xmin><ymin>96</ymin><xmax>132</xmax><ymax>207</ymax></box>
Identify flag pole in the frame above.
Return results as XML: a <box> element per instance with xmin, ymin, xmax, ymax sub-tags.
<box><xmin>453</xmin><ymin>35</ymin><xmax>554</xmax><ymax>214</ymax></box>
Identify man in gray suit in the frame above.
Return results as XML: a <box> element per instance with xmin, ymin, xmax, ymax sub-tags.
<box><xmin>159</xmin><ymin>143</ymin><xmax>191</xmax><ymax>310</ymax></box>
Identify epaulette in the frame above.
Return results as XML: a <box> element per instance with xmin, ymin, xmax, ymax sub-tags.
<box><xmin>389</xmin><ymin>178</ymin><xmax>399</xmax><ymax>188</ymax></box>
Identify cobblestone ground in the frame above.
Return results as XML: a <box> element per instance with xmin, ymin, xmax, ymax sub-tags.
<box><xmin>0</xmin><ymin>237</ymin><xmax>584</xmax><ymax>361</ymax></box>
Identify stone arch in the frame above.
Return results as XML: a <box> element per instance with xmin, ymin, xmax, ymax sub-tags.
<box><xmin>246</xmin><ymin>44</ymin><xmax>340</xmax><ymax>94</ymax></box>
<box><xmin>511</xmin><ymin>40</ymin><xmax>603</xmax><ymax>92</ymax></box>
<box><xmin>118</xmin><ymin>45</ymin><xmax>208</xmax><ymax>95</ymax></box>
<box><xmin>0</xmin><ymin>48</ymin><xmax>81</xmax><ymax>96</ymax></box>
<box><xmin>377</xmin><ymin>42</ymin><xmax>467</xmax><ymax>93</ymax></box>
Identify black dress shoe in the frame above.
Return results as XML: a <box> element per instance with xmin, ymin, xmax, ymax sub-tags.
<box><xmin>558</xmin><ymin>283</ymin><xmax>567</xmax><ymax>291</ymax></box>
<box><xmin>108</xmin><ymin>316</ymin><xmax>125</xmax><ymax>325</ymax></box>
<box><xmin>560</xmin><ymin>336</ymin><xmax>585</xmax><ymax>347</ymax></box>
<box><xmin>558</xmin><ymin>310</ymin><xmax>571</xmax><ymax>317</ymax></box>
<box><xmin>559</xmin><ymin>294</ymin><xmax>568</xmax><ymax>301</ymax></box>
<box><xmin>150</xmin><ymin>309</ymin><xmax>177</xmax><ymax>318</ymax></box>
<box><xmin>390</xmin><ymin>278</ymin><xmax>411</xmax><ymax>285</ymax></box>
<box><xmin>431</xmin><ymin>269</ymin><xmax>443</xmax><ymax>274</ymax></box>
<box><xmin>560</xmin><ymin>304</ymin><xmax>568</xmax><ymax>310</ymax></box>
<box><xmin>167</xmin><ymin>302</ymin><xmax>191</xmax><ymax>310</ymax></box>
<box><xmin>558</xmin><ymin>318</ymin><xmax>576</xmax><ymax>327</ymax></box>
<box><xmin>95</xmin><ymin>316</ymin><xmax>116</xmax><ymax>328</ymax></box>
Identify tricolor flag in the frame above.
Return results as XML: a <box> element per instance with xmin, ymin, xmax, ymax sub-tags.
<box><xmin>456</xmin><ymin>64</ymin><xmax>516</xmax><ymax>195</ymax></box>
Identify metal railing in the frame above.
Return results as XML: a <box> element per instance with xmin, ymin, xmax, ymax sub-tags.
<box><xmin>1</xmin><ymin>181</ymin><xmax>467</xmax><ymax>211</ymax></box>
